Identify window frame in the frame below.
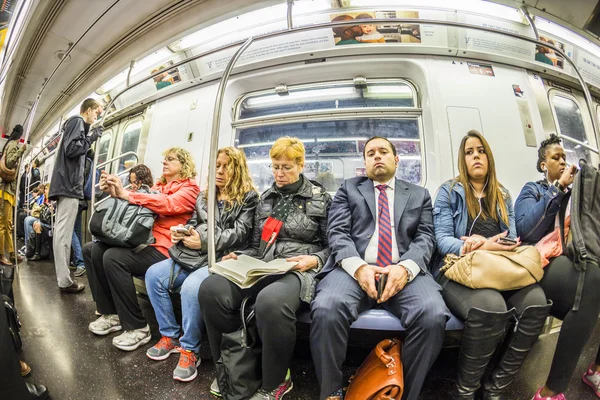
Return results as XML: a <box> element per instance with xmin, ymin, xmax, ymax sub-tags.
<box><xmin>117</xmin><ymin>117</ymin><xmax>144</xmax><ymax>172</ymax></box>
<box><xmin>548</xmin><ymin>89</ymin><xmax>599</xmax><ymax>165</ymax></box>
<box><xmin>231</xmin><ymin>78</ymin><xmax>426</xmax><ymax>187</ymax></box>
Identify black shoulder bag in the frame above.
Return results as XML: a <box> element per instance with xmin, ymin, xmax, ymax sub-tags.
<box><xmin>216</xmin><ymin>296</ymin><xmax>262</xmax><ymax>400</ymax></box>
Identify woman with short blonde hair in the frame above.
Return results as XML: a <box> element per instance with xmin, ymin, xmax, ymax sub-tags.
<box><xmin>200</xmin><ymin>137</ymin><xmax>331</xmax><ymax>399</ymax></box>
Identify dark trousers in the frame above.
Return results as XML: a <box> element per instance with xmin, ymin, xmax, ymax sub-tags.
<box><xmin>0</xmin><ymin>299</ymin><xmax>32</xmax><ymax>400</ymax></box>
<box><xmin>442</xmin><ymin>280</ymin><xmax>547</xmax><ymax>319</ymax></box>
<box><xmin>541</xmin><ymin>256</ymin><xmax>600</xmax><ymax>393</ymax></box>
<box><xmin>83</xmin><ymin>242</ymin><xmax>166</xmax><ymax>331</ymax></box>
<box><xmin>199</xmin><ymin>273</ymin><xmax>302</xmax><ymax>391</ymax></box>
<box><xmin>310</xmin><ymin>268</ymin><xmax>450</xmax><ymax>400</ymax></box>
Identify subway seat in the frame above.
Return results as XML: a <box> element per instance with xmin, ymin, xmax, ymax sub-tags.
<box><xmin>134</xmin><ymin>276</ymin><xmax>463</xmax><ymax>332</ymax></box>
<box><xmin>296</xmin><ymin>308</ymin><xmax>464</xmax><ymax>331</ymax></box>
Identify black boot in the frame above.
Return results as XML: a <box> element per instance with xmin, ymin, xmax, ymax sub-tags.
<box><xmin>454</xmin><ymin>307</ymin><xmax>515</xmax><ymax>400</ymax></box>
<box><xmin>481</xmin><ymin>301</ymin><xmax>552</xmax><ymax>400</ymax></box>
<box><xmin>29</xmin><ymin>233</ymin><xmax>42</xmax><ymax>261</ymax></box>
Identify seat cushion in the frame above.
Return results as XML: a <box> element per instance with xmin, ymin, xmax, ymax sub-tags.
<box><xmin>297</xmin><ymin>308</ymin><xmax>463</xmax><ymax>331</ymax></box>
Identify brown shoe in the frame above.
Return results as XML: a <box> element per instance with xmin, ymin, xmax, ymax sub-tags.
<box><xmin>20</xmin><ymin>360</ymin><xmax>31</xmax><ymax>376</ymax></box>
<box><xmin>59</xmin><ymin>281</ymin><xmax>85</xmax><ymax>293</ymax></box>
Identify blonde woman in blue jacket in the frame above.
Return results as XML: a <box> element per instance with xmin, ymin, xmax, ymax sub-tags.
<box><xmin>433</xmin><ymin>130</ymin><xmax>549</xmax><ymax>400</ymax></box>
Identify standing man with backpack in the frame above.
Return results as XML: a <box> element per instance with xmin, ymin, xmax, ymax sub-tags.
<box><xmin>49</xmin><ymin>98</ymin><xmax>103</xmax><ymax>293</ymax></box>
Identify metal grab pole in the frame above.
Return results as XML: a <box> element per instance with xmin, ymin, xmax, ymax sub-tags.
<box><xmin>207</xmin><ymin>37</ymin><xmax>254</xmax><ymax>268</ymax></box>
<box><xmin>287</xmin><ymin>0</ymin><xmax>294</xmax><ymax>30</ymax></box>
<box><xmin>520</xmin><ymin>6</ymin><xmax>539</xmax><ymax>40</ymax></box>
<box><xmin>13</xmin><ymin>96</ymin><xmax>40</xmax><ymax>270</ymax></box>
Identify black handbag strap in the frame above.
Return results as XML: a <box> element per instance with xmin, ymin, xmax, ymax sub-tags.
<box><xmin>240</xmin><ymin>297</ymin><xmax>255</xmax><ymax>347</ymax></box>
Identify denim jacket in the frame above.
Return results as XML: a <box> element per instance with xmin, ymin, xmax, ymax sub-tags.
<box><xmin>514</xmin><ymin>181</ymin><xmax>566</xmax><ymax>244</ymax></box>
<box><xmin>431</xmin><ymin>180</ymin><xmax>516</xmax><ymax>277</ymax></box>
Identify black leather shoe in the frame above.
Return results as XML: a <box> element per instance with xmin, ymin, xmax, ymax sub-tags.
<box><xmin>26</xmin><ymin>382</ymin><xmax>49</xmax><ymax>399</ymax></box>
<box><xmin>59</xmin><ymin>281</ymin><xmax>85</xmax><ymax>293</ymax></box>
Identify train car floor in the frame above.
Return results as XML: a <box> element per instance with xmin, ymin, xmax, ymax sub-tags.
<box><xmin>12</xmin><ymin>257</ymin><xmax>600</xmax><ymax>400</ymax></box>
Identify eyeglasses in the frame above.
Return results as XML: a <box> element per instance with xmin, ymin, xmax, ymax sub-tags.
<box><xmin>270</xmin><ymin>164</ymin><xmax>296</xmax><ymax>173</ymax></box>
<box><xmin>164</xmin><ymin>156</ymin><xmax>178</xmax><ymax>163</ymax></box>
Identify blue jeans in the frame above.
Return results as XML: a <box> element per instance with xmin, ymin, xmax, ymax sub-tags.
<box><xmin>146</xmin><ymin>259</ymin><xmax>210</xmax><ymax>353</ymax></box>
<box><xmin>71</xmin><ymin>210</ymin><xmax>84</xmax><ymax>268</ymax></box>
<box><xmin>24</xmin><ymin>216</ymin><xmax>37</xmax><ymax>243</ymax></box>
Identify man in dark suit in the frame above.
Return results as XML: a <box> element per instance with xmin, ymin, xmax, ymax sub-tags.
<box><xmin>310</xmin><ymin>136</ymin><xmax>450</xmax><ymax>400</ymax></box>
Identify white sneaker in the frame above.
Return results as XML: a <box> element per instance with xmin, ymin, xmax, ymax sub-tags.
<box><xmin>89</xmin><ymin>315</ymin><xmax>122</xmax><ymax>335</ymax></box>
<box><xmin>112</xmin><ymin>324</ymin><xmax>151</xmax><ymax>351</ymax></box>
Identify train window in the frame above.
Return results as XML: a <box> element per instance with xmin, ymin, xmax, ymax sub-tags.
<box><xmin>550</xmin><ymin>94</ymin><xmax>592</xmax><ymax>165</ymax></box>
<box><xmin>238</xmin><ymin>81</ymin><xmax>416</xmax><ymax>119</ymax></box>
<box><xmin>238</xmin><ymin>118</ymin><xmax>422</xmax><ymax>193</ymax></box>
<box><xmin>118</xmin><ymin>120</ymin><xmax>143</xmax><ymax>172</ymax></box>
<box><xmin>235</xmin><ymin>80</ymin><xmax>422</xmax><ymax>193</ymax></box>
<box><xmin>96</xmin><ymin>130</ymin><xmax>112</xmax><ymax>166</ymax></box>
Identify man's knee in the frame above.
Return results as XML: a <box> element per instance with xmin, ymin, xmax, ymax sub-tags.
<box><xmin>411</xmin><ymin>295</ymin><xmax>449</xmax><ymax>332</ymax></box>
<box><xmin>311</xmin><ymin>292</ymin><xmax>351</xmax><ymax>327</ymax></box>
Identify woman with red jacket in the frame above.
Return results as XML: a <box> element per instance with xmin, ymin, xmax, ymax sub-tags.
<box><xmin>84</xmin><ymin>148</ymin><xmax>199</xmax><ymax>351</ymax></box>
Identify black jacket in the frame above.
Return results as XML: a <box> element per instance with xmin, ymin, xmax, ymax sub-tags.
<box><xmin>49</xmin><ymin>116</ymin><xmax>101</xmax><ymax>200</ymax></box>
<box><xmin>241</xmin><ymin>175</ymin><xmax>331</xmax><ymax>302</ymax></box>
<box><xmin>170</xmin><ymin>190</ymin><xmax>259</xmax><ymax>267</ymax></box>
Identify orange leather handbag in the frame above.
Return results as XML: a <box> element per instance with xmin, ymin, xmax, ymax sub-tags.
<box><xmin>345</xmin><ymin>338</ymin><xmax>404</xmax><ymax>400</ymax></box>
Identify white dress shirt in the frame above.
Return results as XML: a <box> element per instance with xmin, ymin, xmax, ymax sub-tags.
<box><xmin>341</xmin><ymin>177</ymin><xmax>420</xmax><ymax>281</ymax></box>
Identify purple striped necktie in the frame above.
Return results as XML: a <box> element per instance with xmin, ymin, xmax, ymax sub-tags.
<box><xmin>376</xmin><ymin>184</ymin><xmax>393</xmax><ymax>268</ymax></box>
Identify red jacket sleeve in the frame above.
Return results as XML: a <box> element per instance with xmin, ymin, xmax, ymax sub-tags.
<box><xmin>127</xmin><ymin>179</ymin><xmax>199</xmax><ymax>216</ymax></box>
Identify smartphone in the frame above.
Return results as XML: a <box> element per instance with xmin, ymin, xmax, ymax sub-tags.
<box><xmin>173</xmin><ymin>227</ymin><xmax>191</xmax><ymax>236</ymax></box>
<box><xmin>497</xmin><ymin>237</ymin><xmax>517</xmax><ymax>245</ymax></box>
<box><xmin>376</xmin><ymin>274</ymin><xmax>388</xmax><ymax>300</ymax></box>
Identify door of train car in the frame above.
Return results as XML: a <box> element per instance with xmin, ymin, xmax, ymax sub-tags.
<box><xmin>530</xmin><ymin>72</ymin><xmax>600</xmax><ymax>167</ymax></box>
<box><xmin>82</xmin><ymin>107</ymin><xmax>152</xmax><ymax>242</ymax></box>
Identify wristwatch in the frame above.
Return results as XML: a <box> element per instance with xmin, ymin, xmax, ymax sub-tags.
<box><xmin>399</xmin><ymin>264</ymin><xmax>414</xmax><ymax>282</ymax></box>
<box><xmin>552</xmin><ymin>180</ymin><xmax>565</xmax><ymax>192</ymax></box>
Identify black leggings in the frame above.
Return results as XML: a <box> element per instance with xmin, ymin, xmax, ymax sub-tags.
<box><xmin>540</xmin><ymin>256</ymin><xmax>600</xmax><ymax>393</ymax></box>
<box><xmin>199</xmin><ymin>273</ymin><xmax>302</xmax><ymax>391</ymax></box>
<box><xmin>442</xmin><ymin>280</ymin><xmax>547</xmax><ymax>320</ymax></box>
<box><xmin>83</xmin><ymin>242</ymin><xmax>166</xmax><ymax>331</ymax></box>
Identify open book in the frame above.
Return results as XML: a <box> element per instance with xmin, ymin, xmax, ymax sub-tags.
<box><xmin>210</xmin><ymin>255</ymin><xmax>298</xmax><ymax>289</ymax></box>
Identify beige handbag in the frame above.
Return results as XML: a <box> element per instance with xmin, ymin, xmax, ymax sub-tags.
<box><xmin>440</xmin><ymin>246</ymin><xmax>543</xmax><ymax>291</ymax></box>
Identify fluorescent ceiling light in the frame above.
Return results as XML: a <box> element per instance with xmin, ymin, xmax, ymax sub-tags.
<box><xmin>174</xmin><ymin>4</ymin><xmax>288</xmax><ymax>51</ymax></box>
<box><xmin>97</xmin><ymin>48</ymin><xmax>173</xmax><ymax>94</ymax></box>
<box><xmin>244</xmin><ymin>87</ymin><xmax>358</xmax><ymax>109</ymax></box>
<box><xmin>536</xmin><ymin>18</ymin><xmax>600</xmax><ymax>56</ymax></box>
<box><xmin>347</xmin><ymin>0</ymin><xmax>522</xmax><ymax>22</ymax></box>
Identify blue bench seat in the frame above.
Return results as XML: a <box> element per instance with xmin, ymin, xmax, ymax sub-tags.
<box><xmin>297</xmin><ymin>308</ymin><xmax>463</xmax><ymax>331</ymax></box>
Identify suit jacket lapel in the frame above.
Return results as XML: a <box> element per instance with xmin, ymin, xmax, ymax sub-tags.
<box><xmin>358</xmin><ymin>179</ymin><xmax>377</xmax><ymax>221</ymax></box>
<box><xmin>394</xmin><ymin>179</ymin><xmax>409</xmax><ymax>229</ymax></box>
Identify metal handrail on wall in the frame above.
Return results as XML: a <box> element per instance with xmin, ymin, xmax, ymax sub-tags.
<box><xmin>20</xmin><ymin>4</ymin><xmax>600</xmax><ymax>268</ymax></box>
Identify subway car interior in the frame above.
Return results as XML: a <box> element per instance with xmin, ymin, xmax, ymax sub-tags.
<box><xmin>1</xmin><ymin>0</ymin><xmax>600</xmax><ymax>399</ymax></box>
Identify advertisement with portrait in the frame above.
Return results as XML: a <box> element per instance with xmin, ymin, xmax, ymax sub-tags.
<box><xmin>150</xmin><ymin>61</ymin><xmax>182</xmax><ymax>90</ymax></box>
<box><xmin>329</xmin><ymin>10</ymin><xmax>422</xmax><ymax>45</ymax></box>
<box><xmin>535</xmin><ymin>35</ymin><xmax>568</xmax><ymax>69</ymax></box>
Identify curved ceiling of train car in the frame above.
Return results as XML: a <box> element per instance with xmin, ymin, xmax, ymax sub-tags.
<box><xmin>1</xmin><ymin>0</ymin><xmax>599</xmax><ymax>145</ymax></box>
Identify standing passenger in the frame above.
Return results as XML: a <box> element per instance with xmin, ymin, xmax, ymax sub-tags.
<box><xmin>433</xmin><ymin>130</ymin><xmax>549</xmax><ymax>400</ymax></box>
<box><xmin>310</xmin><ymin>136</ymin><xmax>449</xmax><ymax>400</ymax></box>
<box><xmin>49</xmin><ymin>98</ymin><xmax>103</xmax><ymax>293</ymax></box>
<box><xmin>145</xmin><ymin>147</ymin><xmax>257</xmax><ymax>383</ymax></box>
<box><xmin>515</xmin><ymin>135</ymin><xmax>600</xmax><ymax>400</ymax></box>
<box><xmin>0</xmin><ymin>125</ymin><xmax>27</xmax><ymax>266</ymax></box>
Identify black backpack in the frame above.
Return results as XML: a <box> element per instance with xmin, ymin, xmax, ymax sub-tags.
<box><xmin>560</xmin><ymin>163</ymin><xmax>600</xmax><ymax>310</ymax></box>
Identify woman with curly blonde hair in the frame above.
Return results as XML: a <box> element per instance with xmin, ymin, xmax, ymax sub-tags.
<box><xmin>83</xmin><ymin>147</ymin><xmax>199</xmax><ymax>352</ymax></box>
<box><xmin>145</xmin><ymin>146</ymin><xmax>258</xmax><ymax>382</ymax></box>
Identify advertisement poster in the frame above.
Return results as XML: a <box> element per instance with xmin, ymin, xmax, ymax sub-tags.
<box><xmin>535</xmin><ymin>35</ymin><xmax>568</xmax><ymax>69</ymax></box>
<box><xmin>468</xmin><ymin>62</ymin><xmax>495</xmax><ymax>76</ymax></box>
<box><xmin>0</xmin><ymin>0</ymin><xmax>19</xmax><ymax>51</ymax></box>
<box><xmin>576</xmin><ymin>49</ymin><xmax>600</xmax><ymax>88</ymax></box>
<box><xmin>150</xmin><ymin>61</ymin><xmax>182</xmax><ymax>90</ymax></box>
<box><xmin>329</xmin><ymin>10</ymin><xmax>421</xmax><ymax>45</ymax></box>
